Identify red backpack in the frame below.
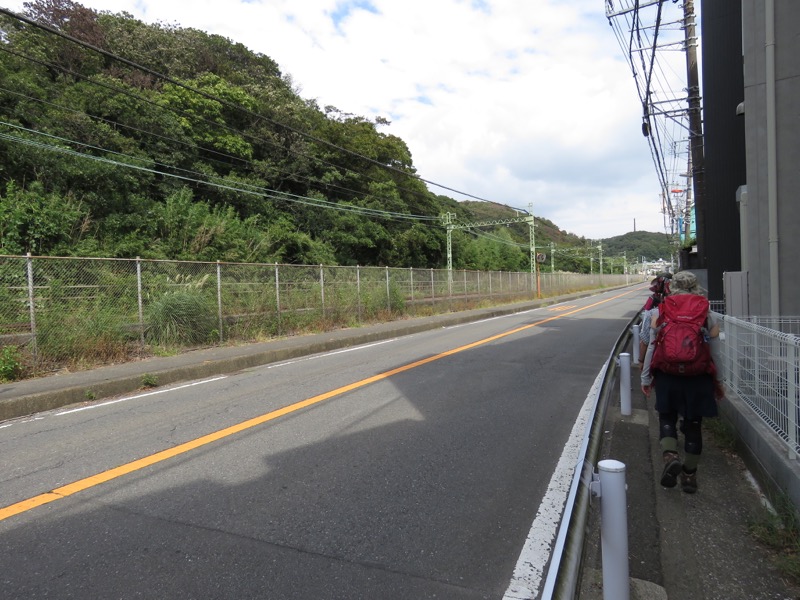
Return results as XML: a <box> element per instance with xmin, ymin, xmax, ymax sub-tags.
<box><xmin>651</xmin><ymin>294</ymin><xmax>714</xmax><ymax>376</ymax></box>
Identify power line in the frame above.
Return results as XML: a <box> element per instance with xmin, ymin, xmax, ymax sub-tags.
<box><xmin>0</xmin><ymin>83</ymin><xmax>433</xmax><ymax>212</ymax></box>
<box><xmin>0</xmin><ymin>122</ymin><xmax>440</xmax><ymax>223</ymax></box>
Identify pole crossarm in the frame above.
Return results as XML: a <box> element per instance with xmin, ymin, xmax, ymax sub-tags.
<box><xmin>446</xmin><ymin>216</ymin><xmax>533</xmax><ymax>230</ymax></box>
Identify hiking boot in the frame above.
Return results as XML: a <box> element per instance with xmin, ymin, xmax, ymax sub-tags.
<box><xmin>680</xmin><ymin>470</ymin><xmax>698</xmax><ymax>494</ymax></box>
<box><xmin>660</xmin><ymin>452</ymin><xmax>682</xmax><ymax>488</ymax></box>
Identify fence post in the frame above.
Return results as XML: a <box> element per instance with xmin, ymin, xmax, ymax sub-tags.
<box><xmin>26</xmin><ymin>253</ymin><xmax>38</xmax><ymax>364</ymax></box>
<box><xmin>320</xmin><ymin>264</ymin><xmax>325</xmax><ymax>317</ymax></box>
<box><xmin>619</xmin><ymin>353</ymin><xmax>632</xmax><ymax>416</ymax></box>
<box><xmin>136</xmin><ymin>257</ymin><xmax>145</xmax><ymax>349</ymax></box>
<box><xmin>598</xmin><ymin>459</ymin><xmax>630</xmax><ymax>600</ymax></box>
<box><xmin>216</xmin><ymin>260</ymin><xmax>223</xmax><ymax>343</ymax></box>
<box><xmin>275</xmin><ymin>263</ymin><xmax>281</xmax><ymax>336</ymax></box>
<box><xmin>463</xmin><ymin>269</ymin><xmax>467</xmax><ymax>298</ymax></box>
<box><xmin>385</xmin><ymin>266</ymin><xmax>391</xmax><ymax>314</ymax></box>
<box><xmin>409</xmin><ymin>267</ymin><xmax>414</xmax><ymax>306</ymax></box>
<box><xmin>430</xmin><ymin>268</ymin><xmax>435</xmax><ymax>302</ymax></box>
<box><xmin>788</xmin><ymin>341</ymin><xmax>798</xmax><ymax>459</ymax></box>
<box><xmin>357</xmin><ymin>265</ymin><xmax>362</xmax><ymax>323</ymax></box>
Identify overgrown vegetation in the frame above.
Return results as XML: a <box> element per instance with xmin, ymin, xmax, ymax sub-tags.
<box><xmin>749</xmin><ymin>492</ymin><xmax>800</xmax><ymax>582</ymax></box>
<box><xmin>0</xmin><ymin>345</ymin><xmax>23</xmax><ymax>381</ymax></box>
<box><xmin>144</xmin><ymin>291</ymin><xmax>217</xmax><ymax>346</ymax></box>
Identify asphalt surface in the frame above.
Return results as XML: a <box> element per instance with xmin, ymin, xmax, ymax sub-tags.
<box><xmin>2</xmin><ymin>287</ymin><xmax>799</xmax><ymax>599</ymax></box>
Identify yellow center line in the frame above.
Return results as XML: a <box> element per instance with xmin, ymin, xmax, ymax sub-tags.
<box><xmin>0</xmin><ymin>289</ymin><xmax>636</xmax><ymax>522</ymax></box>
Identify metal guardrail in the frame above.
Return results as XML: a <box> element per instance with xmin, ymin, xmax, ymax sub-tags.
<box><xmin>541</xmin><ymin>311</ymin><xmax>638</xmax><ymax>598</ymax></box>
<box><xmin>541</xmin><ymin>309</ymin><xmax>800</xmax><ymax>598</ymax></box>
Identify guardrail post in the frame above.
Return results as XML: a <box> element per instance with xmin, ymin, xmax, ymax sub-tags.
<box><xmin>597</xmin><ymin>459</ymin><xmax>630</xmax><ymax>600</ymax></box>
<box><xmin>619</xmin><ymin>353</ymin><xmax>632</xmax><ymax>416</ymax></box>
<box><xmin>631</xmin><ymin>325</ymin><xmax>640</xmax><ymax>365</ymax></box>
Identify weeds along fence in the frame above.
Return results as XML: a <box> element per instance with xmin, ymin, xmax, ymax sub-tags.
<box><xmin>0</xmin><ymin>254</ymin><xmax>628</xmax><ymax>375</ymax></box>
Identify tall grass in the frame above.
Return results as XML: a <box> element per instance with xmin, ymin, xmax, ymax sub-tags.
<box><xmin>145</xmin><ymin>291</ymin><xmax>217</xmax><ymax>346</ymax></box>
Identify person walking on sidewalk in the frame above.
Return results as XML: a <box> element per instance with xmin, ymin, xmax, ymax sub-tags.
<box><xmin>641</xmin><ymin>270</ymin><xmax>719</xmax><ymax>494</ymax></box>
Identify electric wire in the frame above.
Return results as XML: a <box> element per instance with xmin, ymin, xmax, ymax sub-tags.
<box><xmin>0</xmin><ymin>122</ymin><xmax>440</xmax><ymax>222</ymax></box>
<box><xmin>0</xmin><ymin>83</ymin><xmax>432</xmax><ymax>213</ymax></box>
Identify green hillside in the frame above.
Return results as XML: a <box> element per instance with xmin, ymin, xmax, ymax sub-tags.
<box><xmin>0</xmin><ymin>1</ymin><xmax>675</xmax><ymax>273</ymax></box>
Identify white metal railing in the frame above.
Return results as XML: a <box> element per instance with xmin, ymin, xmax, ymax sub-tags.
<box><xmin>715</xmin><ymin>312</ymin><xmax>800</xmax><ymax>457</ymax></box>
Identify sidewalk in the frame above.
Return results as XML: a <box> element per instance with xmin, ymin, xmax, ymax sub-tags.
<box><xmin>580</xmin><ymin>371</ymin><xmax>800</xmax><ymax>599</ymax></box>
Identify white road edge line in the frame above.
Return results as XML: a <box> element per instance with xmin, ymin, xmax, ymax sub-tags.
<box><xmin>503</xmin><ymin>364</ymin><xmax>606</xmax><ymax>599</ymax></box>
<box><xmin>266</xmin><ymin>338</ymin><xmax>399</xmax><ymax>369</ymax></box>
<box><xmin>56</xmin><ymin>376</ymin><xmax>229</xmax><ymax>416</ymax></box>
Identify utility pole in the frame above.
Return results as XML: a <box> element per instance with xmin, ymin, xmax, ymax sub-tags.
<box><xmin>684</xmin><ymin>0</ymin><xmax>705</xmax><ymax>266</ymax></box>
<box><xmin>684</xmin><ymin>152</ymin><xmax>693</xmax><ymax>242</ymax></box>
<box><xmin>598</xmin><ymin>242</ymin><xmax>604</xmax><ymax>276</ymax></box>
<box><xmin>442</xmin><ymin>212</ymin><xmax>455</xmax><ymax>289</ymax></box>
<box><xmin>550</xmin><ymin>242</ymin><xmax>555</xmax><ymax>273</ymax></box>
<box><xmin>527</xmin><ymin>202</ymin><xmax>535</xmax><ymax>277</ymax></box>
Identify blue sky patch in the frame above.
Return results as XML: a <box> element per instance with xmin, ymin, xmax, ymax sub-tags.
<box><xmin>331</xmin><ymin>1</ymin><xmax>379</xmax><ymax>29</ymax></box>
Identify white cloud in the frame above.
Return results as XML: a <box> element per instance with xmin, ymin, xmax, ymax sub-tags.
<box><xmin>4</xmin><ymin>0</ymin><xmax>673</xmax><ymax>239</ymax></box>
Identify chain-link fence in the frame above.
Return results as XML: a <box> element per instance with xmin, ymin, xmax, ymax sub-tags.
<box><xmin>0</xmin><ymin>254</ymin><xmax>630</xmax><ymax>377</ymax></box>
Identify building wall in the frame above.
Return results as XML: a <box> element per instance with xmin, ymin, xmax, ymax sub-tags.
<box><xmin>741</xmin><ymin>0</ymin><xmax>800</xmax><ymax>315</ymax></box>
<box><xmin>699</xmin><ymin>0</ymin><xmax>746</xmax><ymax>301</ymax></box>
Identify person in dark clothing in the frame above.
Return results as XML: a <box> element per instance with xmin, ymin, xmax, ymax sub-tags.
<box><xmin>641</xmin><ymin>270</ymin><xmax>718</xmax><ymax>494</ymax></box>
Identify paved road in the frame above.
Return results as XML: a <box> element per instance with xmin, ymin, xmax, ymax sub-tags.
<box><xmin>0</xmin><ymin>288</ymin><xmax>643</xmax><ymax>599</ymax></box>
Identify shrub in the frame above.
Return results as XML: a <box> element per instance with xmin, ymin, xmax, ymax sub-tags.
<box><xmin>145</xmin><ymin>291</ymin><xmax>217</xmax><ymax>346</ymax></box>
<box><xmin>0</xmin><ymin>345</ymin><xmax>23</xmax><ymax>382</ymax></box>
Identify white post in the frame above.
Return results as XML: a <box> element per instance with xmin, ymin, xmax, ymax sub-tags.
<box><xmin>632</xmin><ymin>326</ymin><xmax>641</xmax><ymax>364</ymax></box>
<box><xmin>620</xmin><ymin>353</ymin><xmax>632</xmax><ymax>416</ymax></box>
<box><xmin>319</xmin><ymin>264</ymin><xmax>325</xmax><ymax>316</ymax></box>
<box><xmin>386</xmin><ymin>266</ymin><xmax>391</xmax><ymax>313</ymax></box>
<box><xmin>788</xmin><ymin>341</ymin><xmax>797</xmax><ymax>460</ymax></box>
<box><xmin>357</xmin><ymin>265</ymin><xmax>362</xmax><ymax>322</ymax></box>
<box><xmin>26</xmin><ymin>253</ymin><xmax>38</xmax><ymax>363</ymax></box>
<box><xmin>136</xmin><ymin>257</ymin><xmax>144</xmax><ymax>349</ymax></box>
<box><xmin>599</xmin><ymin>459</ymin><xmax>630</xmax><ymax>600</ymax></box>
<box><xmin>216</xmin><ymin>261</ymin><xmax>223</xmax><ymax>342</ymax></box>
<box><xmin>274</xmin><ymin>263</ymin><xmax>281</xmax><ymax>335</ymax></box>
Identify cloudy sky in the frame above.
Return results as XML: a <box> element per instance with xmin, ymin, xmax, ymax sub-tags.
<box><xmin>6</xmin><ymin>0</ymin><xmax>683</xmax><ymax>239</ymax></box>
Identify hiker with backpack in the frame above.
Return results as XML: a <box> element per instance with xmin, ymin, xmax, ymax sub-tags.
<box><xmin>641</xmin><ymin>270</ymin><xmax>719</xmax><ymax>494</ymax></box>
